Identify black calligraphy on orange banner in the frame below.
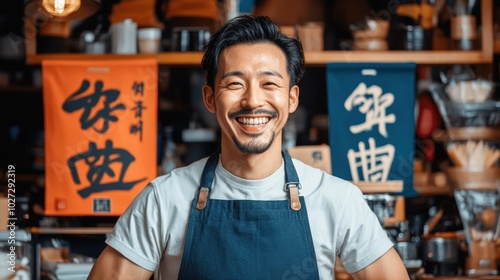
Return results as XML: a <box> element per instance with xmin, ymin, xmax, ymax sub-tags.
<box><xmin>130</xmin><ymin>99</ymin><xmax>146</xmax><ymax>141</ymax></box>
<box><xmin>132</xmin><ymin>81</ymin><xmax>144</xmax><ymax>96</ymax></box>
<box><xmin>67</xmin><ymin>140</ymin><xmax>146</xmax><ymax>198</ymax></box>
<box><xmin>62</xmin><ymin>79</ymin><xmax>126</xmax><ymax>133</ymax></box>
<box><xmin>43</xmin><ymin>59</ymin><xmax>158</xmax><ymax>216</ymax></box>
<box><xmin>62</xmin><ymin>79</ymin><xmax>145</xmax><ymax>198</ymax></box>
<box><xmin>130</xmin><ymin>81</ymin><xmax>146</xmax><ymax>141</ymax></box>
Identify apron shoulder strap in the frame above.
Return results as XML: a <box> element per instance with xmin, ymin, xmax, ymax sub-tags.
<box><xmin>195</xmin><ymin>147</ymin><xmax>220</xmax><ymax>210</ymax></box>
<box><xmin>283</xmin><ymin>150</ymin><xmax>302</xmax><ymax>211</ymax></box>
<box><xmin>196</xmin><ymin>148</ymin><xmax>303</xmax><ymax>211</ymax></box>
<box><xmin>200</xmin><ymin>147</ymin><xmax>220</xmax><ymax>190</ymax></box>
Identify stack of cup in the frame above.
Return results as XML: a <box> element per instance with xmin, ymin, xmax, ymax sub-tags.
<box><xmin>138</xmin><ymin>28</ymin><xmax>162</xmax><ymax>54</ymax></box>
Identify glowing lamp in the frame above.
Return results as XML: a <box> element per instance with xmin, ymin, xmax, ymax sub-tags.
<box><xmin>25</xmin><ymin>0</ymin><xmax>100</xmax><ymax>21</ymax></box>
<box><xmin>42</xmin><ymin>0</ymin><xmax>81</xmax><ymax>18</ymax></box>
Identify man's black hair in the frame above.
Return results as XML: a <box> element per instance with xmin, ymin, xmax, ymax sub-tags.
<box><xmin>201</xmin><ymin>15</ymin><xmax>305</xmax><ymax>90</ymax></box>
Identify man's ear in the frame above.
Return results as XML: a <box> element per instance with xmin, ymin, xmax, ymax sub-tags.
<box><xmin>202</xmin><ymin>85</ymin><xmax>216</xmax><ymax>113</ymax></box>
<box><xmin>288</xmin><ymin>85</ymin><xmax>299</xmax><ymax>113</ymax></box>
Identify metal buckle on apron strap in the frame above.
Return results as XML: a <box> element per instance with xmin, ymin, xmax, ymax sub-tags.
<box><xmin>284</xmin><ymin>182</ymin><xmax>302</xmax><ymax>211</ymax></box>
<box><xmin>196</xmin><ymin>187</ymin><xmax>210</xmax><ymax>210</ymax></box>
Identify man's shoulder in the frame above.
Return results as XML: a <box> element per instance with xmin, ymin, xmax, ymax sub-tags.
<box><xmin>155</xmin><ymin>157</ymin><xmax>207</xmax><ymax>179</ymax></box>
<box><xmin>149</xmin><ymin>157</ymin><xmax>209</xmax><ymax>195</ymax></box>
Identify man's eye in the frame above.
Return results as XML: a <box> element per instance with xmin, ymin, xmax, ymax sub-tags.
<box><xmin>263</xmin><ymin>82</ymin><xmax>278</xmax><ymax>88</ymax></box>
<box><xmin>226</xmin><ymin>82</ymin><xmax>243</xmax><ymax>89</ymax></box>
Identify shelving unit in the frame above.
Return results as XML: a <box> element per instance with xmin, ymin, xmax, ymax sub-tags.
<box><xmin>29</xmin><ymin>227</ymin><xmax>111</xmax><ymax>280</ymax></box>
<box><xmin>26</xmin><ymin>49</ymin><xmax>493</xmax><ymax>66</ymax></box>
<box><xmin>24</xmin><ymin>0</ymin><xmax>494</xmax><ymax>66</ymax></box>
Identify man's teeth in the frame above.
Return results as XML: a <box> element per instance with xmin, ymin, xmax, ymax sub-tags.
<box><xmin>237</xmin><ymin>117</ymin><xmax>270</xmax><ymax>125</ymax></box>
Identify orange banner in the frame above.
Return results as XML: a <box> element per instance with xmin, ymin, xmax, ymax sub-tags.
<box><xmin>43</xmin><ymin>59</ymin><xmax>158</xmax><ymax>216</ymax></box>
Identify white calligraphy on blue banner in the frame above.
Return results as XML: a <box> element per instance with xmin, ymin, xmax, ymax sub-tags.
<box><xmin>327</xmin><ymin>62</ymin><xmax>417</xmax><ymax>197</ymax></box>
<box><xmin>344</xmin><ymin>82</ymin><xmax>396</xmax><ymax>182</ymax></box>
<box><xmin>344</xmin><ymin>82</ymin><xmax>395</xmax><ymax>137</ymax></box>
<box><xmin>347</xmin><ymin>137</ymin><xmax>394</xmax><ymax>182</ymax></box>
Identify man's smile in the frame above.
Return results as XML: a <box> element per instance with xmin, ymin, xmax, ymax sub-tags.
<box><xmin>236</xmin><ymin>117</ymin><xmax>270</xmax><ymax>126</ymax></box>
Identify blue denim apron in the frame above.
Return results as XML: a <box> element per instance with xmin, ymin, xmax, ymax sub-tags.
<box><xmin>178</xmin><ymin>149</ymin><xmax>320</xmax><ymax>279</ymax></box>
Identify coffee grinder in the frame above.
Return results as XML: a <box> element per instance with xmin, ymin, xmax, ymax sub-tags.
<box><xmin>453</xmin><ymin>176</ymin><xmax>499</xmax><ymax>276</ymax></box>
<box><xmin>430</xmin><ymin>77</ymin><xmax>500</xmax><ymax>276</ymax></box>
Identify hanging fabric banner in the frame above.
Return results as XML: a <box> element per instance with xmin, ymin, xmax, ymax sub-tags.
<box><xmin>43</xmin><ymin>59</ymin><xmax>158</xmax><ymax>215</ymax></box>
<box><xmin>326</xmin><ymin>63</ymin><xmax>417</xmax><ymax>197</ymax></box>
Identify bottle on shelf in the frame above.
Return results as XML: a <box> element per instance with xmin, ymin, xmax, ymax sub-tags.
<box><xmin>448</xmin><ymin>0</ymin><xmax>479</xmax><ymax>50</ymax></box>
<box><xmin>160</xmin><ymin>126</ymin><xmax>180</xmax><ymax>175</ymax></box>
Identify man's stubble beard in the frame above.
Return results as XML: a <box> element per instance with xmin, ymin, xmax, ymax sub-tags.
<box><xmin>232</xmin><ymin>129</ymin><xmax>275</xmax><ymax>154</ymax></box>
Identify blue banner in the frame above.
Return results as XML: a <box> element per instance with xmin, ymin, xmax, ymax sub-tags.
<box><xmin>326</xmin><ymin>63</ymin><xmax>417</xmax><ymax>197</ymax></box>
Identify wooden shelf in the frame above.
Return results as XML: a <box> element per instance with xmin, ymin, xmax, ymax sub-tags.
<box><xmin>414</xmin><ymin>185</ymin><xmax>452</xmax><ymax>196</ymax></box>
<box><xmin>305</xmin><ymin>50</ymin><xmax>492</xmax><ymax>65</ymax></box>
<box><xmin>29</xmin><ymin>227</ymin><xmax>113</xmax><ymax>235</ymax></box>
<box><xmin>26</xmin><ymin>52</ymin><xmax>203</xmax><ymax>66</ymax></box>
<box><xmin>353</xmin><ymin>180</ymin><xmax>403</xmax><ymax>193</ymax></box>
<box><xmin>25</xmin><ymin>50</ymin><xmax>492</xmax><ymax>66</ymax></box>
<box><xmin>0</xmin><ymin>85</ymin><xmax>42</xmax><ymax>93</ymax></box>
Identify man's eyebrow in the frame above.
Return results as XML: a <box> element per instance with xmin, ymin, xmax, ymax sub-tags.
<box><xmin>222</xmin><ymin>71</ymin><xmax>243</xmax><ymax>79</ymax></box>
<box><xmin>221</xmin><ymin>70</ymin><xmax>283</xmax><ymax>79</ymax></box>
<box><xmin>259</xmin><ymin>70</ymin><xmax>283</xmax><ymax>79</ymax></box>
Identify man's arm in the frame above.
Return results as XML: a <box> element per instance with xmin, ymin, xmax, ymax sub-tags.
<box><xmin>350</xmin><ymin>247</ymin><xmax>409</xmax><ymax>280</ymax></box>
<box><xmin>88</xmin><ymin>246</ymin><xmax>153</xmax><ymax>280</ymax></box>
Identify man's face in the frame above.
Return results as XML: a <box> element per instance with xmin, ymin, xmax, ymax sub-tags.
<box><xmin>203</xmin><ymin>43</ymin><xmax>299</xmax><ymax>155</ymax></box>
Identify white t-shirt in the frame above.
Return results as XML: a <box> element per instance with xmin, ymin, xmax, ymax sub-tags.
<box><xmin>106</xmin><ymin>156</ymin><xmax>393</xmax><ymax>279</ymax></box>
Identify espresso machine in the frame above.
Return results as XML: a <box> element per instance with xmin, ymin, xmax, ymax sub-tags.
<box><xmin>430</xmin><ymin>71</ymin><xmax>500</xmax><ymax>276</ymax></box>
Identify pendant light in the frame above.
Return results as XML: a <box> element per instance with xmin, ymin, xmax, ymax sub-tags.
<box><xmin>25</xmin><ymin>0</ymin><xmax>101</xmax><ymax>21</ymax></box>
<box><xmin>42</xmin><ymin>0</ymin><xmax>81</xmax><ymax>18</ymax></box>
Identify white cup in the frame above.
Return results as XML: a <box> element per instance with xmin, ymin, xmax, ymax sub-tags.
<box><xmin>111</xmin><ymin>18</ymin><xmax>137</xmax><ymax>54</ymax></box>
<box><xmin>138</xmin><ymin>28</ymin><xmax>162</xmax><ymax>54</ymax></box>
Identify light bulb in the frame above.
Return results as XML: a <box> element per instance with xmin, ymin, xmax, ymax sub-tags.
<box><xmin>42</xmin><ymin>0</ymin><xmax>81</xmax><ymax>17</ymax></box>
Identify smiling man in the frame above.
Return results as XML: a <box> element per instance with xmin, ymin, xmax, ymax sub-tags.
<box><xmin>204</xmin><ymin>42</ymin><xmax>296</xmax><ymax>176</ymax></box>
<box><xmin>88</xmin><ymin>15</ymin><xmax>409</xmax><ymax>280</ymax></box>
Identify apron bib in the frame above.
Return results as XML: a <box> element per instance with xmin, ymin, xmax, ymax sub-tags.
<box><xmin>178</xmin><ymin>149</ymin><xmax>320</xmax><ymax>279</ymax></box>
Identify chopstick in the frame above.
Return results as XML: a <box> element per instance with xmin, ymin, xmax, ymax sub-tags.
<box><xmin>447</xmin><ymin>140</ymin><xmax>499</xmax><ymax>168</ymax></box>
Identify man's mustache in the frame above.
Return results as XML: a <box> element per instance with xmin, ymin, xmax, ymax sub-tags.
<box><xmin>228</xmin><ymin>108</ymin><xmax>278</xmax><ymax>119</ymax></box>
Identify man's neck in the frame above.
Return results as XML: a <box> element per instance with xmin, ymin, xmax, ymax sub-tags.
<box><xmin>220</xmin><ymin>145</ymin><xmax>283</xmax><ymax>180</ymax></box>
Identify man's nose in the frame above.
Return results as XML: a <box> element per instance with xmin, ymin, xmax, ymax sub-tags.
<box><xmin>241</xmin><ymin>84</ymin><xmax>263</xmax><ymax>108</ymax></box>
